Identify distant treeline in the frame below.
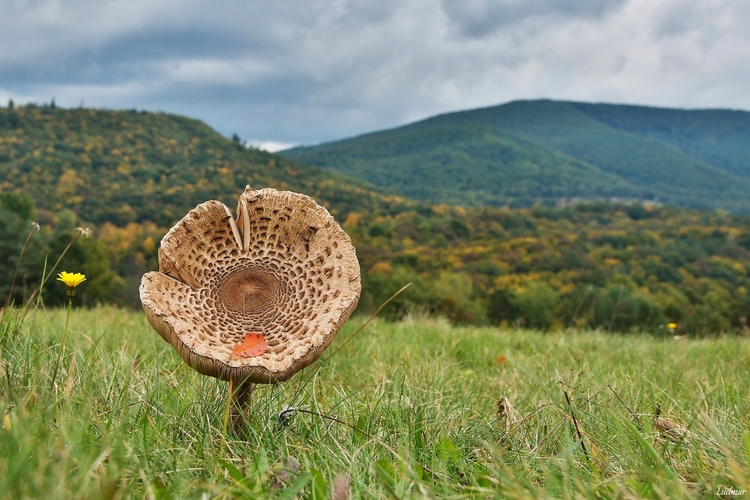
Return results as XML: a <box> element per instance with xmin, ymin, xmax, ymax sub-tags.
<box><xmin>3</xmin><ymin>189</ymin><xmax>750</xmax><ymax>336</ymax></box>
<box><xmin>350</xmin><ymin>201</ymin><xmax>750</xmax><ymax>336</ymax></box>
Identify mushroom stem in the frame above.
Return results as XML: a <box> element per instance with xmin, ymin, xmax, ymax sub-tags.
<box><xmin>229</xmin><ymin>375</ymin><xmax>254</xmax><ymax>430</ymax></box>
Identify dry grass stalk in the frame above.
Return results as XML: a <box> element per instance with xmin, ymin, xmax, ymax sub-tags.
<box><xmin>497</xmin><ymin>396</ymin><xmax>519</xmax><ymax>433</ymax></box>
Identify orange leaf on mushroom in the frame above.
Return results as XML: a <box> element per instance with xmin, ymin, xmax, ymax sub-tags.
<box><xmin>231</xmin><ymin>333</ymin><xmax>269</xmax><ymax>359</ymax></box>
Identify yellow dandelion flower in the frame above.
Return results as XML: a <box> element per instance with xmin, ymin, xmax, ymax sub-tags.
<box><xmin>667</xmin><ymin>322</ymin><xmax>677</xmax><ymax>330</ymax></box>
<box><xmin>57</xmin><ymin>271</ymin><xmax>86</xmax><ymax>296</ymax></box>
<box><xmin>50</xmin><ymin>271</ymin><xmax>86</xmax><ymax>390</ymax></box>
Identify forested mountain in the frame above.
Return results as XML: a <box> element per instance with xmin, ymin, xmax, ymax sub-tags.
<box><xmin>0</xmin><ymin>103</ymin><xmax>412</xmax><ymax>228</ymax></box>
<box><xmin>3</xmin><ymin>102</ymin><xmax>750</xmax><ymax>336</ymax></box>
<box><xmin>281</xmin><ymin>100</ymin><xmax>750</xmax><ymax>212</ymax></box>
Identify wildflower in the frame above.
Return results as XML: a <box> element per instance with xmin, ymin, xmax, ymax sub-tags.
<box><xmin>57</xmin><ymin>271</ymin><xmax>86</xmax><ymax>297</ymax></box>
<box><xmin>50</xmin><ymin>271</ymin><xmax>86</xmax><ymax>390</ymax></box>
<box><xmin>22</xmin><ymin>229</ymin><xmax>89</xmax><ymax>311</ymax></box>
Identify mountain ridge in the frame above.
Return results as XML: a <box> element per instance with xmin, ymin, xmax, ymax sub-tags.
<box><xmin>281</xmin><ymin>99</ymin><xmax>750</xmax><ymax>212</ymax></box>
<box><xmin>0</xmin><ymin>104</ymin><xmax>414</xmax><ymax>228</ymax></box>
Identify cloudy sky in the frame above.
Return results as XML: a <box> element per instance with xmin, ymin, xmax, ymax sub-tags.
<box><xmin>1</xmin><ymin>0</ymin><xmax>749</xmax><ymax>149</ymax></box>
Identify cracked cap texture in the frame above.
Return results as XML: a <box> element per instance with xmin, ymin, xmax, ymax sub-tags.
<box><xmin>139</xmin><ymin>187</ymin><xmax>361</xmax><ymax>383</ymax></box>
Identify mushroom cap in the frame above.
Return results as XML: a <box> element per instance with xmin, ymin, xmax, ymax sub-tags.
<box><xmin>139</xmin><ymin>187</ymin><xmax>361</xmax><ymax>383</ymax></box>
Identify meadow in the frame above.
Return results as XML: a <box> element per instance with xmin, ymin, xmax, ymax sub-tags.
<box><xmin>1</xmin><ymin>306</ymin><xmax>748</xmax><ymax>498</ymax></box>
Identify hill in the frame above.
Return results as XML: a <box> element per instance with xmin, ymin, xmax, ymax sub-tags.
<box><xmin>280</xmin><ymin>99</ymin><xmax>750</xmax><ymax>212</ymax></box>
<box><xmin>0</xmin><ymin>103</ymin><xmax>413</xmax><ymax>228</ymax></box>
<box><xmin>0</xmin><ymin>103</ymin><xmax>415</xmax><ymax>307</ymax></box>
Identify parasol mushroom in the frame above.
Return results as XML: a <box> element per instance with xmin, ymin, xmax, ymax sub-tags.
<box><xmin>139</xmin><ymin>186</ymin><xmax>361</xmax><ymax>423</ymax></box>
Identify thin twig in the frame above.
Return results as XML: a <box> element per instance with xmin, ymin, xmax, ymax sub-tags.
<box><xmin>590</xmin><ymin>384</ymin><xmax>641</xmax><ymax>424</ymax></box>
<box><xmin>514</xmin><ymin>383</ymin><xmax>641</xmax><ymax>437</ymax></box>
<box><xmin>520</xmin><ymin>383</ymin><xmax>643</xmax><ymax>455</ymax></box>
<box><xmin>322</xmin><ymin>282</ymin><xmax>412</xmax><ymax>363</ymax></box>
<box><xmin>508</xmin><ymin>402</ymin><xmax>560</xmax><ymax>435</ymax></box>
<box><xmin>563</xmin><ymin>389</ymin><xmax>590</xmax><ymax>462</ymax></box>
<box><xmin>6</xmin><ymin>222</ymin><xmax>39</xmax><ymax>308</ymax></box>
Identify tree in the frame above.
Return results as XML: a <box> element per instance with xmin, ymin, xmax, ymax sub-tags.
<box><xmin>513</xmin><ymin>282</ymin><xmax>559</xmax><ymax>331</ymax></box>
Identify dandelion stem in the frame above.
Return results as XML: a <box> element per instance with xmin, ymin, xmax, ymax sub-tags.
<box><xmin>50</xmin><ymin>296</ymin><xmax>72</xmax><ymax>392</ymax></box>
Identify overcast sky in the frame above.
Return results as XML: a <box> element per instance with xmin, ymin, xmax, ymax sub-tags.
<box><xmin>1</xmin><ymin>0</ymin><xmax>749</xmax><ymax>150</ymax></box>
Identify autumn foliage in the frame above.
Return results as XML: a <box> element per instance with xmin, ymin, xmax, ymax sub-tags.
<box><xmin>2</xmin><ymin>104</ymin><xmax>750</xmax><ymax>335</ymax></box>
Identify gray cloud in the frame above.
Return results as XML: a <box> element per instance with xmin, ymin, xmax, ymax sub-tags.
<box><xmin>1</xmin><ymin>0</ymin><xmax>749</xmax><ymax>145</ymax></box>
<box><xmin>441</xmin><ymin>0</ymin><xmax>627</xmax><ymax>38</ymax></box>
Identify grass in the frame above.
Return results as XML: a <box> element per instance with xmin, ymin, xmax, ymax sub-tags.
<box><xmin>1</xmin><ymin>306</ymin><xmax>749</xmax><ymax>498</ymax></box>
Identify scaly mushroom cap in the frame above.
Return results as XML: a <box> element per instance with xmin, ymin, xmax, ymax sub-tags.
<box><xmin>139</xmin><ymin>187</ymin><xmax>361</xmax><ymax>383</ymax></box>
